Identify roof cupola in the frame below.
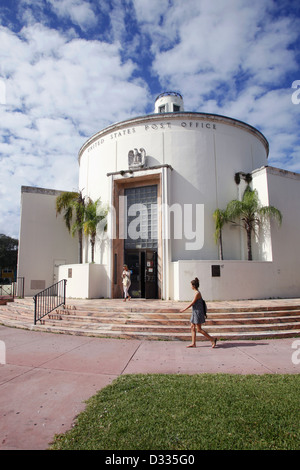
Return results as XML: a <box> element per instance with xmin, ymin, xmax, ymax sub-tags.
<box><xmin>154</xmin><ymin>92</ymin><xmax>184</xmax><ymax>114</ymax></box>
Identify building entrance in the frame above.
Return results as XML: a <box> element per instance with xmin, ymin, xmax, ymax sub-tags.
<box><xmin>112</xmin><ymin>176</ymin><xmax>162</xmax><ymax>300</ymax></box>
<box><xmin>125</xmin><ymin>249</ymin><xmax>158</xmax><ymax>299</ymax></box>
<box><xmin>124</xmin><ymin>184</ymin><xmax>158</xmax><ymax>298</ymax></box>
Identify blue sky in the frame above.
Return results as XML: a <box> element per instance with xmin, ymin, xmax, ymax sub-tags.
<box><xmin>0</xmin><ymin>0</ymin><xmax>300</xmax><ymax>238</ymax></box>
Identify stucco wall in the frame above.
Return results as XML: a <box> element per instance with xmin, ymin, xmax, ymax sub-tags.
<box><xmin>17</xmin><ymin>187</ymin><xmax>78</xmax><ymax>296</ymax></box>
<box><xmin>78</xmin><ymin>113</ymin><xmax>268</xmax><ymax>264</ymax></box>
<box><xmin>172</xmin><ymin>260</ymin><xmax>276</xmax><ymax>301</ymax></box>
<box><xmin>58</xmin><ymin>263</ymin><xmax>109</xmax><ymax>299</ymax></box>
<box><xmin>17</xmin><ymin>109</ymin><xmax>299</xmax><ymax>301</ymax></box>
<box><xmin>172</xmin><ymin>166</ymin><xmax>300</xmax><ymax>301</ymax></box>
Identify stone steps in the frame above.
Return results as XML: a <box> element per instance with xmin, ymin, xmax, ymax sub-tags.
<box><xmin>0</xmin><ymin>296</ymin><xmax>14</xmax><ymax>305</ymax></box>
<box><xmin>0</xmin><ymin>298</ymin><xmax>300</xmax><ymax>341</ymax></box>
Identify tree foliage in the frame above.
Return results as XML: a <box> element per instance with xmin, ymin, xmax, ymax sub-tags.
<box><xmin>226</xmin><ymin>187</ymin><xmax>282</xmax><ymax>260</ymax></box>
<box><xmin>56</xmin><ymin>192</ymin><xmax>108</xmax><ymax>263</ymax></box>
<box><xmin>83</xmin><ymin>198</ymin><xmax>108</xmax><ymax>263</ymax></box>
<box><xmin>56</xmin><ymin>190</ymin><xmax>85</xmax><ymax>263</ymax></box>
<box><xmin>0</xmin><ymin>234</ymin><xmax>18</xmax><ymax>279</ymax></box>
<box><xmin>212</xmin><ymin>208</ymin><xmax>229</xmax><ymax>260</ymax></box>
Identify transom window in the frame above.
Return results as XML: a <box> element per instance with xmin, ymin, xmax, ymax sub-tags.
<box><xmin>124</xmin><ymin>185</ymin><xmax>158</xmax><ymax>249</ymax></box>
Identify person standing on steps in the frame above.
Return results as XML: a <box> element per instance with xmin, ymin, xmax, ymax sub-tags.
<box><xmin>180</xmin><ymin>277</ymin><xmax>217</xmax><ymax>348</ymax></box>
<box><xmin>122</xmin><ymin>264</ymin><xmax>131</xmax><ymax>302</ymax></box>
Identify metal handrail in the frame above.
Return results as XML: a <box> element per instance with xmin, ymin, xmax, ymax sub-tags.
<box><xmin>33</xmin><ymin>279</ymin><xmax>67</xmax><ymax>324</ymax></box>
<box><xmin>0</xmin><ymin>284</ymin><xmax>13</xmax><ymax>297</ymax></box>
<box><xmin>0</xmin><ymin>277</ymin><xmax>25</xmax><ymax>299</ymax></box>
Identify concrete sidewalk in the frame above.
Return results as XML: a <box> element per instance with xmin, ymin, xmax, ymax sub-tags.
<box><xmin>0</xmin><ymin>325</ymin><xmax>299</xmax><ymax>450</ymax></box>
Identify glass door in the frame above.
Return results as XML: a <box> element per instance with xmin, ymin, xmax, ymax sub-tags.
<box><xmin>125</xmin><ymin>249</ymin><xmax>157</xmax><ymax>298</ymax></box>
<box><xmin>124</xmin><ymin>184</ymin><xmax>158</xmax><ymax>298</ymax></box>
<box><xmin>145</xmin><ymin>250</ymin><xmax>158</xmax><ymax>299</ymax></box>
<box><xmin>125</xmin><ymin>250</ymin><xmax>142</xmax><ymax>298</ymax></box>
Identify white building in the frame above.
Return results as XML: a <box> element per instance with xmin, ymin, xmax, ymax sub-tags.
<box><xmin>18</xmin><ymin>92</ymin><xmax>300</xmax><ymax>301</ymax></box>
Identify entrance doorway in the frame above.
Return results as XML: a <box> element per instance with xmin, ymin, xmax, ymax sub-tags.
<box><xmin>123</xmin><ymin>184</ymin><xmax>158</xmax><ymax>299</ymax></box>
<box><xmin>112</xmin><ymin>174</ymin><xmax>162</xmax><ymax>299</ymax></box>
<box><xmin>125</xmin><ymin>250</ymin><xmax>158</xmax><ymax>299</ymax></box>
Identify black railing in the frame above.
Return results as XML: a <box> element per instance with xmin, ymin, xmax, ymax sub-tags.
<box><xmin>33</xmin><ymin>279</ymin><xmax>67</xmax><ymax>325</ymax></box>
<box><xmin>0</xmin><ymin>284</ymin><xmax>13</xmax><ymax>297</ymax></box>
<box><xmin>0</xmin><ymin>277</ymin><xmax>25</xmax><ymax>299</ymax></box>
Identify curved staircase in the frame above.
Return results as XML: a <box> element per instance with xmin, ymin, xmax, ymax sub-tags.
<box><xmin>0</xmin><ymin>297</ymin><xmax>300</xmax><ymax>341</ymax></box>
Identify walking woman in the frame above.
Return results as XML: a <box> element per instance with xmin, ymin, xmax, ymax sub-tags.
<box><xmin>180</xmin><ymin>277</ymin><xmax>217</xmax><ymax>348</ymax></box>
<box><xmin>122</xmin><ymin>264</ymin><xmax>131</xmax><ymax>301</ymax></box>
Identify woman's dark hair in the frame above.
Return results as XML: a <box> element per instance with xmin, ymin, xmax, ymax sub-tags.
<box><xmin>191</xmin><ymin>277</ymin><xmax>199</xmax><ymax>289</ymax></box>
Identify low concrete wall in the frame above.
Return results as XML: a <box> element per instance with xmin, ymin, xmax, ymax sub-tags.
<box><xmin>172</xmin><ymin>260</ymin><xmax>299</xmax><ymax>301</ymax></box>
<box><xmin>58</xmin><ymin>263</ymin><xmax>109</xmax><ymax>299</ymax></box>
<box><xmin>58</xmin><ymin>259</ymin><xmax>299</xmax><ymax>301</ymax></box>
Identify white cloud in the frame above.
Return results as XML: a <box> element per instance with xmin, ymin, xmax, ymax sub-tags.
<box><xmin>137</xmin><ymin>0</ymin><xmax>300</xmax><ymax>172</ymax></box>
<box><xmin>47</xmin><ymin>0</ymin><xmax>98</xmax><ymax>31</ymax></box>
<box><xmin>0</xmin><ymin>0</ymin><xmax>299</xmax><ymax>239</ymax></box>
<box><xmin>0</xmin><ymin>19</ymin><xmax>149</xmax><ymax>237</ymax></box>
<box><xmin>133</xmin><ymin>0</ymin><xmax>170</xmax><ymax>24</ymax></box>
<box><xmin>151</xmin><ymin>0</ymin><xmax>299</xmax><ymax>98</ymax></box>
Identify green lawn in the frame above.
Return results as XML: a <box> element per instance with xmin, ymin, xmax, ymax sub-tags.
<box><xmin>50</xmin><ymin>374</ymin><xmax>299</xmax><ymax>450</ymax></box>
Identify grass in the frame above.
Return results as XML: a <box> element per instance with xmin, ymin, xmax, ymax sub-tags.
<box><xmin>50</xmin><ymin>374</ymin><xmax>300</xmax><ymax>450</ymax></box>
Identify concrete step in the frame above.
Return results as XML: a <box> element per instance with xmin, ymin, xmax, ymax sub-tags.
<box><xmin>41</xmin><ymin>316</ymin><xmax>300</xmax><ymax>333</ymax></box>
<box><xmin>53</xmin><ymin>304</ymin><xmax>300</xmax><ymax>314</ymax></box>
<box><xmin>32</xmin><ymin>323</ymin><xmax>300</xmax><ymax>342</ymax></box>
<box><xmin>1</xmin><ymin>297</ymin><xmax>300</xmax><ymax>341</ymax></box>
<box><xmin>0</xmin><ymin>296</ymin><xmax>14</xmax><ymax>305</ymax></box>
<box><xmin>53</xmin><ymin>307</ymin><xmax>300</xmax><ymax>320</ymax></box>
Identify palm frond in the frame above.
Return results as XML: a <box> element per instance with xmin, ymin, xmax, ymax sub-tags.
<box><xmin>258</xmin><ymin>206</ymin><xmax>282</xmax><ymax>226</ymax></box>
<box><xmin>213</xmin><ymin>208</ymin><xmax>228</xmax><ymax>244</ymax></box>
<box><xmin>223</xmin><ymin>187</ymin><xmax>282</xmax><ymax>260</ymax></box>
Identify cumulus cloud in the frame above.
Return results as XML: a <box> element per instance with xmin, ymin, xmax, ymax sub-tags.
<box><xmin>0</xmin><ymin>14</ymin><xmax>149</xmax><ymax>237</ymax></box>
<box><xmin>0</xmin><ymin>0</ymin><xmax>299</xmax><ymax>238</ymax></box>
<box><xmin>140</xmin><ymin>0</ymin><xmax>300</xmax><ymax>171</ymax></box>
<box><xmin>150</xmin><ymin>1</ymin><xmax>299</xmax><ymax>101</ymax></box>
<box><xmin>47</xmin><ymin>0</ymin><xmax>98</xmax><ymax>31</ymax></box>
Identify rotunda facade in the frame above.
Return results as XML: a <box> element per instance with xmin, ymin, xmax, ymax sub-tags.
<box><xmin>78</xmin><ymin>92</ymin><xmax>269</xmax><ymax>299</ymax></box>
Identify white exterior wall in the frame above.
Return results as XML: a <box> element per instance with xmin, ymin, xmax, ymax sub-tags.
<box><xmin>17</xmin><ymin>104</ymin><xmax>300</xmax><ymax>301</ymax></box>
<box><xmin>18</xmin><ymin>187</ymin><xmax>78</xmax><ymax>296</ymax></box>
<box><xmin>78</xmin><ymin>113</ymin><xmax>268</xmax><ymax>265</ymax></box>
<box><xmin>172</xmin><ymin>166</ymin><xmax>300</xmax><ymax>301</ymax></box>
<box><xmin>58</xmin><ymin>263</ymin><xmax>109</xmax><ymax>299</ymax></box>
<box><xmin>265</xmin><ymin>167</ymin><xmax>300</xmax><ymax>297</ymax></box>
<box><xmin>172</xmin><ymin>260</ymin><xmax>276</xmax><ymax>301</ymax></box>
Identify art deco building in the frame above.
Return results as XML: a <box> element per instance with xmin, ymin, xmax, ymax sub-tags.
<box><xmin>18</xmin><ymin>92</ymin><xmax>300</xmax><ymax>300</ymax></box>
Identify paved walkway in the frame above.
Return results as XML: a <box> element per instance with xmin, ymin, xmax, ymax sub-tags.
<box><xmin>0</xmin><ymin>323</ymin><xmax>299</xmax><ymax>450</ymax></box>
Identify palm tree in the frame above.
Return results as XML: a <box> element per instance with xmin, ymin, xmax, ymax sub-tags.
<box><xmin>56</xmin><ymin>190</ymin><xmax>85</xmax><ymax>263</ymax></box>
<box><xmin>83</xmin><ymin>198</ymin><xmax>108</xmax><ymax>263</ymax></box>
<box><xmin>213</xmin><ymin>208</ymin><xmax>229</xmax><ymax>260</ymax></box>
<box><xmin>226</xmin><ymin>187</ymin><xmax>282</xmax><ymax>260</ymax></box>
